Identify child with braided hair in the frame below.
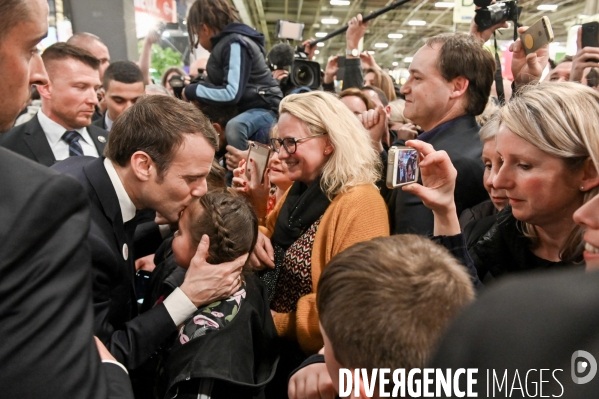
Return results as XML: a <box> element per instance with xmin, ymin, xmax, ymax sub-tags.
<box><xmin>134</xmin><ymin>192</ymin><xmax>279</xmax><ymax>399</ymax></box>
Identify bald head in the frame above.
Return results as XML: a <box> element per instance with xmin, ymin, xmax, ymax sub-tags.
<box><xmin>67</xmin><ymin>32</ymin><xmax>110</xmax><ymax>80</ymax></box>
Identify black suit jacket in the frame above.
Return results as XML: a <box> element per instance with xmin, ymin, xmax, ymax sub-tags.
<box><xmin>0</xmin><ymin>114</ymin><xmax>109</xmax><ymax>166</ymax></box>
<box><xmin>0</xmin><ymin>148</ymin><xmax>132</xmax><ymax>398</ymax></box>
<box><xmin>431</xmin><ymin>268</ymin><xmax>599</xmax><ymax>397</ymax></box>
<box><xmin>389</xmin><ymin>115</ymin><xmax>488</xmax><ymax>235</ymax></box>
<box><xmin>92</xmin><ymin>114</ymin><xmax>108</xmax><ymax>130</ymax></box>
<box><xmin>52</xmin><ymin>156</ymin><xmax>177</xmax><ymax>370</ymax></box>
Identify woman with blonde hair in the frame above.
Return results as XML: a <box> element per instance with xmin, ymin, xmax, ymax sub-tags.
<box><xmin>462</xmin><ymin>82</ymin><xmax>599</xmax><ymax>280</ymax></box>
<box><xmin>249</xmin><ymin>91</ymin><xmax>389</xmax><ymax>393</ymax></box>
<box><xmin>363</xmin><ymin>67</ymin><xmax>397</xmax><ymax>101</ymax></box>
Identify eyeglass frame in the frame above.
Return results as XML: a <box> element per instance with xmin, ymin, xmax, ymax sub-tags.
<box><xmin>269</xmin><ymin>133</ymin><xmax>328</xmax><ymax>154</ymax></box>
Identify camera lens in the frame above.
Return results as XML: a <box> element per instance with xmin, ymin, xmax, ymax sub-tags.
<box><xmin>294</xmin><ymin>65</ymin><xmax>315</xmax><ymax>87</ymax></box>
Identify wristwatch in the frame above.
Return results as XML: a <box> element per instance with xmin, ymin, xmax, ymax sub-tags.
<box><xmin>346</xmin><ymin>48</ymin><xmax>359</xmax><ymax>57</ymax></box>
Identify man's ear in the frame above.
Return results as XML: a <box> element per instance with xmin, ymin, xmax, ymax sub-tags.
<box><xmin>449</xmin><ymin>76</ymin><xmax>469</xmax><ymax>99</ymax></box>
<box><xmin>36</xmin><ymin>82</ymin><xmax>52</xmax><ymax>100</ymax></box>
<box><xmin>130</xmin><ymin>151</ymin><xmax>154</xmax><ymax>182</ymax></box>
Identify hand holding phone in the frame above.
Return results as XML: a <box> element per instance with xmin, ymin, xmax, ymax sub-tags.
<box><xmin>521</xmin><ymin>16</ymin><xmax>553</xmax><ymax>55</ymax></box>
<box><xmin>571</xmin><ymin>23</ymin><xmax>599</xmax><ymax>82</ymax></box>
<box><xmin>246</xmin><ymin>142</ymin><xmax>271</xmax><ymax>184</ymax></box>
<box><xmin>386</xmin><ymin>146</ymin><xmax>420</xmax><ymax>189</ymax></box>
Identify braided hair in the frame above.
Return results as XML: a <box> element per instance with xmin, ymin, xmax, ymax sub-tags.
<box><xmin>186</xmin><ymin>192</ymin><xmax>258</xmax><ymax>266</ymax></box>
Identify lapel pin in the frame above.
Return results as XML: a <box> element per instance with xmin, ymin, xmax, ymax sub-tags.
<box><xmin>98</xmin><ymin>136</ymin><xmax>106</xmax><ymax>143</ymax></box>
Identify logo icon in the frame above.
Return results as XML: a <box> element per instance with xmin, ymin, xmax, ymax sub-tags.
<box><xmin>571</xmin><ymin>350</ymin><xmax>597</xmax><ymax>384</ymax></box>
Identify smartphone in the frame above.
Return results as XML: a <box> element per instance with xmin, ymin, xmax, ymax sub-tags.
<box><xmin>135</xmin><ymin>270</ymin><xmax>152</xmax><ymax>304</ymax></box>
<box><xmin>521</xmin><ymin>16</ymin><xmax>554</xmax><ymax>55</ymax></box>
<box><xmin>246</xmin><ymin>142</ymin><xmax>271</xmax><ymax>183</ymax></box>
<box><xmin>276</xmin><ymin>20</ymin><xmax>304</xmax><ymax>41</ymax></box>
<box><xmin>386</xmin><ymin>146</ymin><xmax>420</xmax><ymax>189</ymax></box>
<box><xmin>582</xmin><ymin>22</ymin><xmax>599</xmax><ymax>50</ymax></box>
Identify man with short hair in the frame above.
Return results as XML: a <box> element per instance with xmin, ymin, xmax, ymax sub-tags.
<box><xmin>92</xmin><ymin>61</ymin><xmax>145</xmax><ymax>131</ymax></box>
<box><xmin>389</xmin><ymin>32</ymin><xmax>494</xmax><ymax>235</ymax></box>
<box><xmin>288</xmin><ymin>235</ymin><xmax>475</xmax><ymax>398</ymax></box>
<box><xmin>1</xmin><ymin>42</ymin><xmax>108</xmax><ymax>166</ymax></box>
<box><xmin>68</xmin><ymin>32</ymin><xmax>111</xmax><ymax>120</ymax></box>
<box><xmin>0</xmin><ymin>0</ymin><xmax>132</xmax><ymax>397</ymax></box>
<box><xmin>53</xmin><ymin>95</ymin><xmax>246</xmax><ymax>370</ymax></box>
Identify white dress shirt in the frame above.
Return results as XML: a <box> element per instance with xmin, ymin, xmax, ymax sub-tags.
<box><xmin>104</xmin><ymin>113</ymin><xmax>114</xmax><ymax>132</ymax></box>
<box><xmin>37</xmin><ymin>110</ymin><xmax>100</xmax><ymax>160</ymax></box>
<box><xmin>103</xmin><ymin>158</ymin><xmax>197</xmax><ymax>325</ymax></box>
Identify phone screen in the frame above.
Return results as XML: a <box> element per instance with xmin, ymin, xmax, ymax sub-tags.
<box><xmin>395</xmin><ymin>149</ymin><xmax>419</xmax><ymax>186</ymax></box>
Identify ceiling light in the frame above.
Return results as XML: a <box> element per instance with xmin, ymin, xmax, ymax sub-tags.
<box><xmin>315</xmin><ymin>32</ymin><xmax>328</xmax><ymax>38</ymax></box>
<box><xmin>317</xmin><ymin>42</ymin><xmax>325</xmax><ymax>47</ymax></box>
<box><xmin>537</xmin><ymin>4</ymin><xmax>558</xmax><ymax>11</ymax></box>
<box><xmin>321</xmin><ymin>18</ymin><xmax>339</xmax><ymax>24</ymax></box>
<box><xmin>315</xmin><ymin>50</ymin><xmax>320</xmax><ymax>54</ymax></box>
<box><xmin>435</xmin><ymin>2</ymin><xmax>454</xmax><ymax>7</ymax></box>
<box><xmin>368</xmin><ymin>51</ymin><xmax>375</xmax><ymax>54</ymax></box>
<box><xmin>374</xmin><ymin>43</ymin><xmax>388</xmax><ymax>48</ymax></box>
<box><xmin>388</xmin><ymin>33</ymin><xmax>404</xmax><ymax>39</ymax></box>
<box><xmin>404</xmin><ymin>57</ymin><xmax>413</xmax><ymax>62</ymax></box>
<box><xmin>392</xmin><ymin>61</ymin><xmax>398</xmax><ymax>66</ymax></box>
<box><xmin>408</xmin><ymin>20</ymin><xmax>426</xmax><ymax>26</ymax></box>
<box><xmin>330</xmin><ymin>0</ymin><xmax>350</xmax><ymax>5</ymax></box>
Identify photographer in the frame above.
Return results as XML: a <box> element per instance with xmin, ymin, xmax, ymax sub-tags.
<box><xmin>184</xmin><ymin>0</ymin><xmax>282</xmax><ymax>153</ymax></box>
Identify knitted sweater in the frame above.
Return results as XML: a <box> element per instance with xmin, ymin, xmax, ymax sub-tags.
<box><xmin>260</xmin><ymin>184</ymin><xmax>390</xmax><ymax>354</ymax></box>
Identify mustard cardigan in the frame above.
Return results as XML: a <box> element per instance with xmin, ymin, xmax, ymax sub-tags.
<box><xmin>259</xmin><ymin>183</ymin><xmax>390</xmax><ymax>354</ymax></box>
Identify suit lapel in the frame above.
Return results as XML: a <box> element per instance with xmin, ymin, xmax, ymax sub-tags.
<box><xmin>83</xmin><ymin>158</ymin><xmax>138</xmax><ymax>313</ymax></box>
<box><xmin>87</xmin><ymin>125</ymin><xmax>108</xmax><ymax>156</ymax></box>
<box><xmin>22</xmin><ymin>115</ymin><xmax>56</xmax><ymax>167</ymax></box>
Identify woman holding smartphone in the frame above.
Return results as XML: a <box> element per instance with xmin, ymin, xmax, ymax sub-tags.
<box><xmin>249</xmin><ymin>91</ymin><xmax>389</xmax><ymax>395</ymax></box>
<box><xmin>408</xmin><ymin>82</ymin><xmax>599</xmax><ymax>281</ymax></box>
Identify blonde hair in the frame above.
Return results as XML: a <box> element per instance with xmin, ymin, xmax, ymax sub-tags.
<box><xmin>499</xmin><ymin>82</ymin><xmax>599</xmax><ymax>262</ymax></box>
<box><xmin>364</xmin><ymin>68</ymin><xmax>397</xmax><ymax>101</ymax></box>
<box><xmin>277</xmin><ymin>91</ymin><xmax>381</xmax><ymax>200</ymax></box>
<box><xmin>388</xmin><ymin>99</ymin><xmax>410</xmax><ymax>125</ymax></box>
<box><xmin>478</xmin><ymin>111</ymin><xmax>500</xmax><ymax>142</ymax></box>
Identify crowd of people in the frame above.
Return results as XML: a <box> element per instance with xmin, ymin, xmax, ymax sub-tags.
<box><xmin>2</xmin><ymin>0</ymin><xmax>599</xmax><ymax>398</ymax></box>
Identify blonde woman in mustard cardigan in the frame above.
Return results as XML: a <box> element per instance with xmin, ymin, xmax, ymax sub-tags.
<box><xmin>248</xmin><ymin>91</ymin><xmax>389</xmax><ymax>387</ymax></box>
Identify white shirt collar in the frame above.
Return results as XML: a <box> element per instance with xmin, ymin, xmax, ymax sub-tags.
<box><xmin>105</xmin><ymin>113</ymin><xmax>114</xmax><ymax>131</ymax></box>
<box><xmin>103</xmin><ymin>158</ymin><xmax>136</xmax><ymax>223</ymax></box>
<box><xmin>37</xmin><ymin>109</ymin><xmax>93</xmax><ymax>146</ymax></box>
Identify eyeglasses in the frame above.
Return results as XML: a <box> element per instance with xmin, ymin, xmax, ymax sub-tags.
<box><xmin>269</xmin><ymin>133</ymin><xmax>328</xmax><ymax>154</ymax></box>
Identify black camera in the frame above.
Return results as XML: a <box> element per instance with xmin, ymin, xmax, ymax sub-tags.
<box><xmin>168</xmin><ymin>72</ymin><xmax>206</xmax><ymax>100</ymax></box>
<box><xmin>474</xmin><ymin>0</ymin><xmax>521</xmax><ymax>32</ymax></box>
<box><xmin>168</xmin><ymin>74</ymin><xmax>186</xmax><ymax>99</ymax></box>
<box><xmin>267</xmin><ymin>43</ymin><xmax>321</xmax><ymax>95</ymax></box>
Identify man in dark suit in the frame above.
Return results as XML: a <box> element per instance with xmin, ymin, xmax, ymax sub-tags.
<box><xmin>92</xmin><ymin>61</ymin><xmax>145</xmax><ymax>132</ymax></box>
<box><xmin>53</xmin><ymin>95</ymin><xmax>246</xmax><ymax>370</ymax></box>
<box><xmin>389</xmin><ymin>33</ymin><xmax>495</xmax><ymax>235</ymax></box>
<box><xmin>1</xmin><ymin>42</ymin><xmax>108</xmax><ymax>166</ymax></box>
<box><xmin>0</xmin><ymin>0</ymin><xmax>132</xmax><ymax>397</ymax></box>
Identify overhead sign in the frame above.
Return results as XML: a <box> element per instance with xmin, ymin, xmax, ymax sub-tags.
<box><xmin>134</xmin><ymin>0</ymin><xmax>177</xmax><ymax>23</ymax></box>
<box><xmin>453</xmin><ymin>0</ymin><xmax>475</xmax><ymax>24</ymax></box>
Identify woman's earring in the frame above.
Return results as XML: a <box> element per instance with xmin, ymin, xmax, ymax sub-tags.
<box><xmin>581</xmin><ymin>186</ymin><xmax>585</xmax><ymax>191</ymax></box>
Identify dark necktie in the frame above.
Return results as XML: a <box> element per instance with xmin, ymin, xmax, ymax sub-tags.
<box><xmin>62</xmin><ymin>130</ymin><xmax>84</xmax><ymax>157</ymax></box>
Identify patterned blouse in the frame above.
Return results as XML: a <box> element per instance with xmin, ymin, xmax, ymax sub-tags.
<box><xmin>270</xmin><ymin>216</ymin><xmax>322</xmax><ymax>313</ymax></box>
